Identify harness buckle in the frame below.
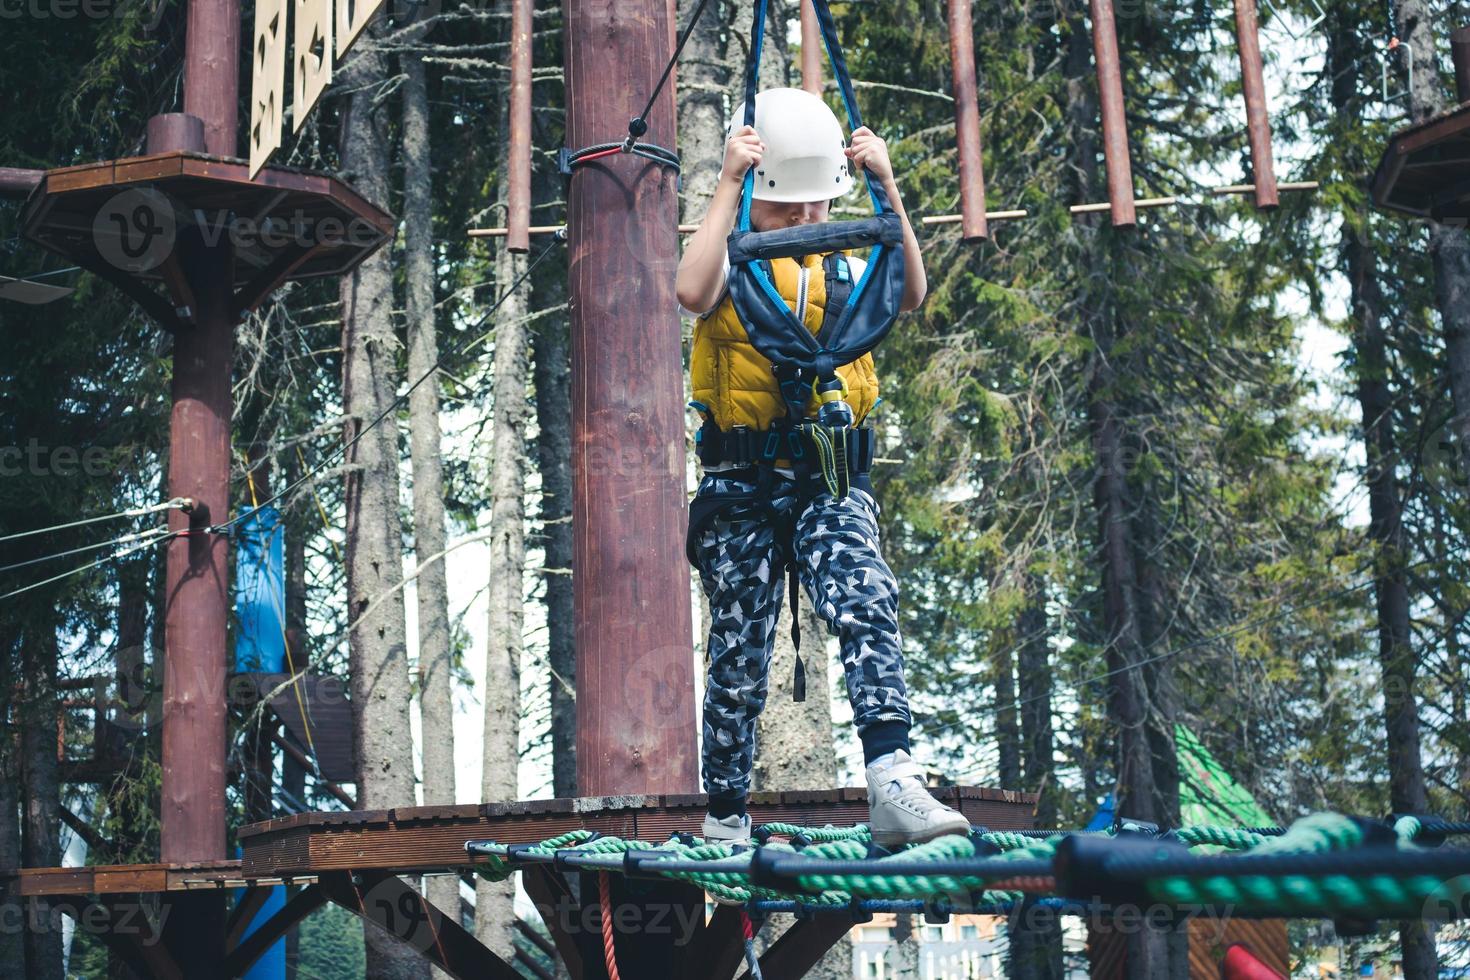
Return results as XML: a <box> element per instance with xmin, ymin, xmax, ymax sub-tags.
<box><xmin>762</xmin><ymin>432</ymin><xmax>781</xmax><ymax>461</ymax></box>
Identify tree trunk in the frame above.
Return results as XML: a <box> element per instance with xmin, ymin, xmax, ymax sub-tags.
<box><xmin>1348</xmin><ymin>210</ymin><xmax>1437</xmax><ymax>980</ymax></box>
<box><xmin>20</xmin><ymin>624</ymin><xmax>61</xmax><ymax>980</ymax></box>
<box><xmin>1398</xmin><ymin>0</ymin><xmax>1470</xmax><ymax>464</ymax></box>
<box><xmin>1010</xmin><ymin>574</ymin><xmax>1063</xmax><ymax>980</ymax></box>
<box><xmin>338</xmin><ymin>26</ymin><xmax>428</xmax><ymax>980</ymax></box>
<box><xmin>476</xmin><ymin>93</ymin><xmax>532</xmax><ymax>955</ymax></box>
<box><xmin>402</xmin><ymin>48</ymin><xmax>460</xmax><ymax>967</ymax></box>
<box><xmin>993</xmin><ymin>637</ymin><xmax>1021</xmax><ymax>790</ymax></box>
<box><xmin>1334</xmin><ymin>9</ymin><xmax>1438</xmax><ymax>972</ymax></box>
<box><xmin>531</xmin><ymin>93</ymin><xmax>577</xmax><ymax>802</ymax></box>
<box><xmin>0</xmin><ymin>630</ymin><xmax>24</xmax><ymax>979</ymax></box>
<box><xmin>1065</xmin><ymin>1</ymin><xmax>1170</xmax><ymax>973</ymax></box>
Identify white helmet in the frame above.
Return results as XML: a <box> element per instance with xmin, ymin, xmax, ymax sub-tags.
<box><xmin>728</xmin><ymin>88</ymin><xmax>854</xmax><ymax>203</ymax></box>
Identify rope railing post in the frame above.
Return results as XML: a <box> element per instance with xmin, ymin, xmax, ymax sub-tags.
<box><xmin>506</xmin><ymin>0</ymin><xmax>534</xmax><ymax>253</ymax></box>
<box><xmin>1089</xmin><ymin>0</ymin><xmax>1136</xmax><ymax>227</ymax></box>
<box><xmin>1232</xmin><ymin>0</ymin><xmax>1279</xmax><ymax>208</ymax></box>
<box><xmin>947</xmin><ymin>0</ymin><xmax>989</xmax><ymax>242</ymax></box>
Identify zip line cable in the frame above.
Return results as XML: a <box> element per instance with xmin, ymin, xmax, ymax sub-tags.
<box><xmin>211</xmin><ymin>234</ymin><xmax>561</xmax><ymax>538</ymax></box>
<box><xmin>0</xmin><ymin>497</ymin><xmax>190</xmax><ymax>544</ymax></box>
<box><xmin>0</xmin><ymin>524</ymin><xmax>170</xmax><ymax>575</ymax></box>
<box><xmin>0</xmin><ymin>529</ymin><xmax>179</xmax><ymax>602</ymax></box>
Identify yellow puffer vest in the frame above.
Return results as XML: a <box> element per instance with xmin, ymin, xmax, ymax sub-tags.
<box><xmin>690</xmin><ymin>252</ymin><xmax>880</xmax><ymax>433</ymax></box>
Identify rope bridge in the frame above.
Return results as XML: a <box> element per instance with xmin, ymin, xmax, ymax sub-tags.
<box><xmin>467</xmin><ymin>812</ymin><xmax>1470</xmax><ymax>922</ymax></box>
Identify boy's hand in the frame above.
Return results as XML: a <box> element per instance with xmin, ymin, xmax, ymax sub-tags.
<box><xmin>721</xmin><ymin>125</ymin><xmax>765</xmax><ymax>186</ymax></box>
<box><xmin>845</xmin><ymin>126</ymin><xmax>893</xmax><ymax>183</ymax></box>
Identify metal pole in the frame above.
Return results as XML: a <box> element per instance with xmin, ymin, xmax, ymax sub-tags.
<box><xmin>801</xmin><ymin>0</ymin><xmax>823</xmax><ymax>96</ymax></box>
<box><xmin>1089</xmin><ymin>0</ymin><xmax>1135</xmax><ymax>227</ymax></box>
<box><xmin>507</xmin><ymin>0</ymin><xmax>534</xmax><ymax>254</ymax></box>
<box><xmin>947</xmin><ymin>0</ymin><xmax>988</xmax><ymax>242</ymax></box>
<box><xmin>156</xmin><ymin>0</ymin><xmax>238</xmax><ymax>865</ymax></box>
<box><xmin>564</xmin><ymin>0</ymin><xmax>697</xmax><ymax>797</ymax></box>
<box><xmin>1232</xmin><ymin>0</ymin><xmax>1278</xmax><ymax>209</ymax></box>
<box><xmin>1453</xmin><ymin>26</ymin><xmax>1470</xmax><ymax>105</ymax></box>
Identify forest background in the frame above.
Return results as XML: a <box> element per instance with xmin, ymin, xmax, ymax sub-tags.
<box><xmin>2</xmin><ymin>0</ymin><xmax>1469</xmax><ymax>976</ymax></box>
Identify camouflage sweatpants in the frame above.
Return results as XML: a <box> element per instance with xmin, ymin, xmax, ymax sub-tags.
<box><xmin>691</xmin><ymin>471</ymin><xmax>911</xmax><ymax>801</ymax></box>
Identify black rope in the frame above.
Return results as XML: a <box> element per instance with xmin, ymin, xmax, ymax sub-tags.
<box><xmin>624</xmin><ymin>0</ymin><xmax>715</xmax><ymax>151</ymax></box>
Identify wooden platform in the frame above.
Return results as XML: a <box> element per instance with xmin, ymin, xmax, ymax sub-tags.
<box><xmin>3</xmin><ymin>788</ymin><xmax>1035</xmax><ymax>980</ymax></box>
<box><xmin>237</xmin><ymin>786</ymin><xmax>1037</xmax><ymax>878</ymax></box>
<box><xmin>1373</xmin><ymin>100</ymin><xmax>1470</xmax><ymax>219</ymax></box>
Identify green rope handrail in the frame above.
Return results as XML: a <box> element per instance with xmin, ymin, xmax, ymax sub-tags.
<box><xmin>467</xmin><ymin>813</ymin><xmax>1470</xmax><ymax>919</ymax></box>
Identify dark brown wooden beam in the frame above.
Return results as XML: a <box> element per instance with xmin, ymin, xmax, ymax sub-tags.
<box><xmin>56</xmin><ymin>896</ymin><xmax>183</xmax><ymax>980</ymax></box>
<box><xmin>1452</xmin><ymin>25</ymin><xmax>1470</xmax><ymax>105</ymax></box>
<box><xmin>66</xmin><ymin>251</ymin><xmax>183</xmax><ymax>332</ymax></box>
<box><xmin>683</xmin><ymin>904</ymin><xmax>748</xmax><ymax>980</ymax></box>
<box><xmin>231</xmin><ymin>242</ymin><xmax>321</xmax><ymax>317</ymax></box>
<box><xmin>0</xmin><ymin>167</ymin><xmax>42</xmax><ymax>199</ymax></box>
<box><xmin>268</xmin><ymin>727</ymin><xmax>357</xmax><ymax>809</ymax></box>
<box><xmin>59</xmin><ymin>805</ymin><xmax>110</xmax><ymax>855</ymax></box>
<box><xmin>222</xmin><ymin>885</ymin><xmax>326</xmax><ymax>976</ymax></box>
<box><xmin>319</xmin><ymin>871</ymin><xmax>522</xmax><ymax>980</ymax></box>
<box><xmin>740</xmin><ymin>915</ymin><xmax>852</xmax><ymax>980</ymax></box>
<box><xmin>521</xmin><ymin>866</ymin><xmax>586</xmax><ymax>980</ymax></box>
<box><xmin>224</xmin><ymin>885</ymin><xmax>274</xmax><ymax>951</ymax></box>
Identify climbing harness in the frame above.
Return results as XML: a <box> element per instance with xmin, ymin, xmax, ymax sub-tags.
<box><xmin>689</xmin><ymin>0</ymin><xmax>910</xmax><ymax>696</ymax></box>
<box><xmin>726</xmin><ymin>0</ymin><xmax>907</xmax><ymax>426</ymax></box>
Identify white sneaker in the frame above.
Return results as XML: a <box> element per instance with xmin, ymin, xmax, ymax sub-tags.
<box><xmin>702</xmin><ymin>811</ymin><xmax>752</xmax><ymax>843</ymax></box>
<box><xmin>866</xmin><ymin>750</ymin><xmax>971</xmax><ymax>847</ymax></box>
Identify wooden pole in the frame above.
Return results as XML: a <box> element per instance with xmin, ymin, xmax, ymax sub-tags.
<box><xmin>183</xmin><ymin>0</ymin><xmax>240</xmax><ymax>158</ymax></box>
<box><xmin>1089</xmin><ymin>0</ymin><xmax>1136</xmax><ymax>227</ymax></box>
<box><xmin>1453</xmin><ymin>26</ymin><xmax>1470</xmax><ymax>105</ymax></box>
<box><xmin>801</xmin><ymin>0</ymin><xmax>823</xmax><ymax>96</ymax></box>
<box><xmin>1232</xmin><ymin>0</ymin><xmax>1278</xmax><ymax>209</ymax></box>
<box><xmin>507</xmin><ymin>0</ymin><xmax>534</xmax><ymax>253</ymax></box>
<box><xmin>564</xmin><ymin>0</ymin><xmax>697</xmax><ymax>797</ymax></box>
<box><xmin>157</xmin><ymin>0</ymin><xmax>238</xmax><ymax>866</ymax></box>
<box><xmin>947</xmin><ymin>0</ymin><xmax>988</xmax><ymax>242</ymax></box>
<box><xmin>0</xmin><ymin>168</ymin><xmax>42</xmax><ymax>198</ymax></box>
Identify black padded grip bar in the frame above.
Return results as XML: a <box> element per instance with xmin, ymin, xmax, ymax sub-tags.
<box><xmin>727</xmin><ymin>214</ymin><xmax>902</xmax><ymax>265</ymax></box>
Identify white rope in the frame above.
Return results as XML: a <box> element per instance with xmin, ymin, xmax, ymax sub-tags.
<box><xmin>0</xmin><ymin>497</ymin><xmax>191</xmax><ymax>544</ymax></box>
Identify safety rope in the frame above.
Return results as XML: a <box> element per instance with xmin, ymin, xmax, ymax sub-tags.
<box><xmin>598</xmin><ymin>871</ymin><xmax>621</xmax><ymax>980</ymax></box>
<box><xmin>739</xmin><ymin>910</ymin><xmax>764</xmax><ymax>980</ymax></box>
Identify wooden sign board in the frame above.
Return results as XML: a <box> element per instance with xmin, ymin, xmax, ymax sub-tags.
<box><xmin>337</xmin><ymin>0</ymin><xmax>387</xmax><ymax>60</ymax></box>
<box><xmin>293</xmin><ymin>0</ymin><xmax>333</xmax><ymax>136</ymax></box>
<box><xmin>248</xmin><ymin>0</ymin><xmax>391</xmax><ymax>178</ymax></box>
<box><xmin>248</xmin><ymin>0</ymin><xmax>289</xmax><ymax>178</ymax></box>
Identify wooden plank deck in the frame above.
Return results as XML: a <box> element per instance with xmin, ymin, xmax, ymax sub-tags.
<box><xmin>3</xmin><ymin>787</ymin><xmax>1035</xmax><ymax>896</ymax></box>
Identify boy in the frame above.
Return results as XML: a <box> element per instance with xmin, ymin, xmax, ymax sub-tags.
<box><xmin>676</xmin><ymin>88</ymin><xmax>968</xmax><ymax>846</ymax></box>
